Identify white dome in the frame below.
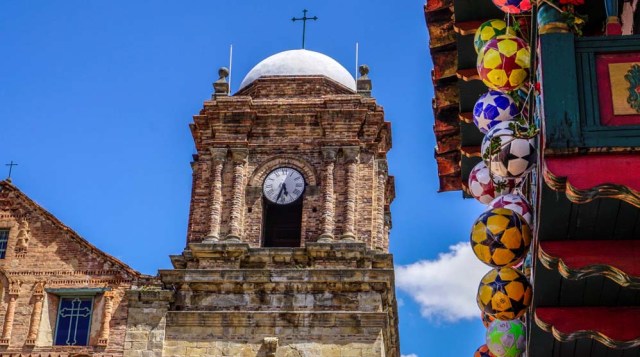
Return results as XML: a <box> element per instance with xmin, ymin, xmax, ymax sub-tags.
<box><xmin>239</xmin><ymin>49</ymin><xmax>356</xmax><ymax>91</ymax></box>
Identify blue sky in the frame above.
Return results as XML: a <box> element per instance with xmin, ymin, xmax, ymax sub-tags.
<box><xmin>1</xmin><ymin>1</ymin><xmax>491</xmax><ymax>355</ymax></box>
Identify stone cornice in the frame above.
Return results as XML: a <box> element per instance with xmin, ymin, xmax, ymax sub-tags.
<box><xmin>166</xmin><ymin>311</ymin><xmax>390</xmax><ymax>328</ymax></box>
<box><xmin>184</xmin><ymin>242</ymin><xmax>394</xmax><ymax>269</ymax></box>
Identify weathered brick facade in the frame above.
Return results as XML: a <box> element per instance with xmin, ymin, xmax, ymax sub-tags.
<box><xmin>124</xmin><ymin>61</ymin><xmax>400</xmax><ymax>357</ymax></box>
<box><xmin>0</xmin><ymin>51</ymin><xmax>401</xmax><ymax>357</ymax></box>
<box><xmin>0</xmin><ymin>181</ymin><xmax>144</xmax><ymax>356</ymax></box>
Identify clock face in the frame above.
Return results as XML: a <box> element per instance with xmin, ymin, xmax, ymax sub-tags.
<box><xmin>262</xmin><ymin>167</ymin><xmax>305</xmax><ymax>204</ymax></box>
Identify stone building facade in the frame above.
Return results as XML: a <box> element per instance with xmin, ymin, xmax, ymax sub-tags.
<box><xmin>124</xmin><ymin>49</ymin><xmax>400</xmax><ymax>357</ymax></box>
<box><xmin>0</xmin><ymin>49</ymin><xmax>400</xmax><ymax>357</ymax></box>
<box><xmin>0</xmin><ymin>180</ymin><xmax>144</xmax><ymax>356</ymax></box>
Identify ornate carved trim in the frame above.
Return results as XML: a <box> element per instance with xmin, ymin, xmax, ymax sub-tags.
<box><xmin>14</xmin><ymin>218</ymin><xmax>31</xmax><ymax>256</ymax></box>
<box><xmin>209</xmin><ymin>147</ymin><xmax>228</xmax><ymax>162</ymax></box>
<box><xmin>534</xmin><ymin>310</ymin><xmax>640</xmax><ymax>349</ymax></box>
<box><xmin>98</xmin><ymin>291</ymin><xmax>116</xmax><ymax>346</ymax></box>
<box><xmin>538</xmin><ymin>245</ymin><xmax>640</xmax><ymax>288</ymax></box>
<box><xmin>342</xmin><ymin>146</ymin><xmax>361</xmax><ymax>164</ymax></box>
<box><xmin>230</xmin><ymin>148</ymin><xmax>249</xmax><ymax>163</ymax></box>
<box><xmin>543</xmin><ymin>166</ymin><xmax>640</xmax><ymax>207</ymax></box>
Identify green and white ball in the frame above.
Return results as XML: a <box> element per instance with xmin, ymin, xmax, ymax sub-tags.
<box><xmin>486</xmin><ymin>319</ymin><xmax>526</xmax><ymax>357</ymax></box>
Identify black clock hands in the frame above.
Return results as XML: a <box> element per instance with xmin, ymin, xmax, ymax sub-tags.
<box><xmin>275</xmin><ymin>183</ymin><xmax>285</xmax><ymax>203</ymax></box>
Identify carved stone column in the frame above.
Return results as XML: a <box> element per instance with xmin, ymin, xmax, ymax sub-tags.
<box><xmin>0</xmin><ymin>281</ymin><xmax>21</xmax><ymax>345</ymax></box>
<box><xmin>383</xmin><ymin>212</ymin><xmax>392</xmax><ymax>252</ymax></box>
<box><xmin>318</xmin><ymin>147</ymin><xmax>338</xmax><ymax>242</ymax></box>
<box><xmin>341</xmin><ymin>147</ymin><xmax>360</xmax><ymax>241</ymax></box>
<box><xmin>375</xmin><ymin>159</ymin><xmax>388</xmax><ymax>248</ymax></box>
<box><xmin>205</xmin><ymin>148</ymin><xmax>228</xmax><ymax>242</ymax></box>
<box><xmin>226</xmin><ymin>148</ymin><xmax>248</xmax><ymax>242</ymax></box>
<box><xmin>25</xmin><ymin>281</ymin><xmax>45</xmax><ymax>345</ymax></box>
<box><xmin>98</xmin><ymin>291</ymin><xmax>115</xmax><ymax>346</ymax></box>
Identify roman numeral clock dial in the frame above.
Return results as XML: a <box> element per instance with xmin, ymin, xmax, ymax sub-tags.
<box><xmin>263</xmin><ymin>167</ymin><xmax>305</xmax><ymax>204</ymax></box>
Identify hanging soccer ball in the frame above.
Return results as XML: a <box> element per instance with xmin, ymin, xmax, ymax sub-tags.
<box><xmin>475</xmin><ymin>344</ymin><xmax>497</xmax><ymax>357</ymax></box>
<box><xmin>481</xmin><ymin>121</ymin><xmax>537</xmax><ymax>179</ymax></box>
<box><xmin>486</xmin><ymin>319</ymin><xmax>527</xmax><ymax>357</ymax></box>
<box><xmin>492</xmin><ymin>0</ymin><xmax>532</xmax><ymax>14</ymax></box>
<box><xmin>477</xmin><ymin>267</ymin><xmax>532</xmax><ymax>320</ymax></box>
<box><xmin>477</xmin><ymin>35</ymin><xmax>530</xmax><ymax>91</ymax></box>
<box><xmin>469</xmin><ymin>161</ymin><xmax>516</xmax><ymax>204</ymax></box>
<box><xmin>470</xmin><ymin>208</ymin><xmax>531</xmax><ymax>267</ymax></box>
<box><xmin>473</xmin><ymin>91</ymin><xmax>519</xmax><ymax>134</ymax></box>
<box><xmin>488</xmin><ymin>193</ymin><xmax>533</xmax><ymax>225</ymax></box>
<box><xmin>482</xmin><ymin>311</ymin><xmax>497</xmax><ymax>328</ymax></box>
<box><xmin>474</xmin><ymin>19</ymin><xmax>517</xmax><ymax>53</ymax></box>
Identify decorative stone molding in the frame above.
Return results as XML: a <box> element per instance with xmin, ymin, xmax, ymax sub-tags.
<box><xmin>25</xmin><ymin>281</ymin><xmax>46</xmax><ymax>346</ymax></box>
<box><xmin>226</xmin><ymin>148</ymin><xmax>249</xmax><ymax>242</ymax></box>
<box><xmin>248</xmin><ymin>156</ymin><xmax>318</xmax><ymax>187</ymax></box>
<box><xmin>205</xmin><ymin>148</ymin><xmax>228</xmax><ymax>242</ymax></box>
<box><xmin>318</xmin><ymin>147</ymin><xmax>339</xmax><ymax>242</ymax></box>
<box><xmin>97</xmin><ymin>290</ymin><xmax>116</xmax><ymax>346</ymax></box>
<box><xmin>0</xmin><ymin>280</ymin><xmax>21</xmax><ymax>345</ymax></box>
<box><xmin>263</xmin><ymin>337</ymin><xmax>279</xmax><ymax>357</ymax></box>
<box><xmin>14</xmin><ymin>218</ymin><xmax>30</xmax><ymax>255</ymax></box>
<box><xmin>341</xmin><ymin>147</ymin><xmax>360</xmax><ymax>241</ymax></box>
<box><xmin>375</xmin><ymin>159</ymin><xmax>388</xmax><ymax>249</ymax></box>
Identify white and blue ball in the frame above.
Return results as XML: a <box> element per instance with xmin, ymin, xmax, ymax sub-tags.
<box><xmin>473</xmin><ymin>91</ymin><xmax>519</xmax><ymax>134</ymax></box>
<box><xmin>481</xmin><ymin>121</ymin><xmax>537</xmax><ymax>179</ymax></box>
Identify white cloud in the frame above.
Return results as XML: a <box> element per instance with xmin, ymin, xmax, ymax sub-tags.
<box><xmin>395</xmin><ymin>242</ymin><xmax>491</xmax><ymax>322</ymax></box>
<box><xmin>402</xmin><ymin>354</ymin><xmax>418</xmax><ymax>357</ymax></box>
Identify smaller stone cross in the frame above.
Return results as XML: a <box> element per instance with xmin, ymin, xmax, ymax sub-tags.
<box><xmin>5</xmin><ymin>161</ymin><xmax>17</xmax><ymax>180</ymax></box>
<box><xmin>292</xmin><ymin>9</ymin><xmax>318</xmax><ymax>49</ymax></box>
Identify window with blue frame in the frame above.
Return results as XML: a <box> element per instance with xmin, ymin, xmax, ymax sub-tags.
<box><xmin>54</xmin><ymin>297</ymin><xmax>93</xmax><ymax>346</ymax></box>
<box><xmin>0</xmin><ymin>229</ymin><xmax>8</xmax><ymax>259</ymax></box>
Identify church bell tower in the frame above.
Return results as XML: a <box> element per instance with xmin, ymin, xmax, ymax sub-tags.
<box><xmin>125</xmin><ymin>49</ymin><xmax>400</xmax><ymax>357</ymax></box>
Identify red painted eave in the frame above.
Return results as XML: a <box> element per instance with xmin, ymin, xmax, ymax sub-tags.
<box><xmin>535</xmin><ymin>307</ymin><xmax>640</xmax><ymax>348</ymax></box>
<box><xmin>539</xmin><ymin>240</ymin><xmax>640</xmax><ymax>288</ymax></box>
<box><xmin>544</xmin><ymin>155</ymin><xmax>640</xmax><ymax>207</ymax></box>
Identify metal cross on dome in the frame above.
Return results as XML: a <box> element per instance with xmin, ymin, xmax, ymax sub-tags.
<box><xmin>292</xmin><ymin>9</ymin><xmax>318</xmax><ymax>49</ymax></box>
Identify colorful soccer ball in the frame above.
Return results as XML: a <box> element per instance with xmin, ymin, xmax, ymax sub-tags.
<box><xmin>469</xmin><ymin>161</ymin><xmax>516</xmax><ymax>204</ymax></box>
<box><xmin>473</xmin><ymin>91</ymin><xmax>519</xmax><ymax>134</ymax></box>
<box><xmin>492</xmin><ymin>0</ymin><xmax>532</xmax><ymax>14</ymax></box>
<box><xmin>475</xmin><ymin>344</ymin><xmax>497</xmax><ymax>357</ymax></box>
<box><xmin>474</xmin><ymin>19</ymin><xmax>517</xmax><ymax>53</ymax></box>
<box><xmin>477</xmin><ymin>267</ymin><xmax>532</xmax><ymax>320</ymax></box>
<box><xmin>482</xmin><ymin>311</ymin><xmax>497</xmax><ymax>328</ymax></box>
<box><xmin>470</xmin><ymin>208</ymin><xmax>532</xmax><ymax>267</ymax></box>
<box><xmin>481</xmin><ymin>121</ymin><xmax>537</xmax><ymax>179</ymax></box>
<box><xmin>488</xmin><ymin>193</ymin><xmax>533</xmax><ymax>225</ymax></box>
<box><xmin>477</xmin><ymin>35</ymin><xmax>530</xmax><ymax>91</ymax></box>
<box><xmin>486</xmin><ymin>320</ymin><xmax>527</xmax><ymax>357</ymax></box>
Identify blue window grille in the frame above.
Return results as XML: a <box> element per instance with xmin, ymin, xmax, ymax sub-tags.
<box><xmin>0</xmin><ymin>229</ymin><xmax>8</xmax><ymax>259</ymax></box>
<box><xmin>54</xmin><ymin>297</ymin><xmax>93</xmax><ymax>346</ymax></box>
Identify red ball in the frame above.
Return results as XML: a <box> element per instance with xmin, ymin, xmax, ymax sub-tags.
<box><xmin>492</xmin><ymin>0</ymin><xmax>532</xmax><ymax>14</ymax></box>
<box><xmin>475</xmin><ymin>344</ymin><xmax>497</xmax><ymax>357</ymax></box>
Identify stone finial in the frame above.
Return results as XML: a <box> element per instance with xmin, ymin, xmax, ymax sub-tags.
<box><xmin>213</xmin><ymin>67</ymin><xmax>230</xmax><ymax>97</ymax></box>
<box><xmin>357</xmin><ymin>64</ymin><xmax>372</xmax><ymax>97</ymax></box>
<box><xmin>263</xmin><ymin>337</ymin><xmax>279</xmax><ymax>357</ymax></box>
